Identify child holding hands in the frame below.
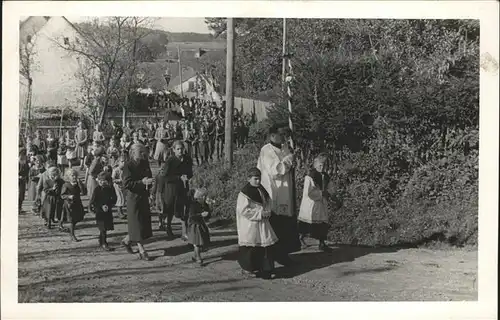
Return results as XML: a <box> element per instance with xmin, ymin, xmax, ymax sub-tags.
<box><xmin>187</xmin><ymin>187</ymin><xmax>212</xmax><ymax>266</ymax></box>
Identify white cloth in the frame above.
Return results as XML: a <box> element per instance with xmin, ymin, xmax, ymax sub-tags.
<box><xmin>236</xmin><ymin>192</ymin><xmax>278</xmax><ymax>247</ymax></box>
<box><xmin>256</xmin><ymin>143</ymin><xmax>294</xmax><ymax>217</ymax></box>
<box><xmin>298</xmin><ymin>175</ymin><xmax>329</xmax><ymax>224</ymax></box>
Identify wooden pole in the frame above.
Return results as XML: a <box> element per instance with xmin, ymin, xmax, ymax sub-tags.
<box><xmin>177</xmin><ymin>45</ymin><xmax>184</xmax><ymax>98</ymax></box>
<box><xmin>224</xmin><ymin>17</ymin><xmax>235</xmax><ymax>167</ymax></box>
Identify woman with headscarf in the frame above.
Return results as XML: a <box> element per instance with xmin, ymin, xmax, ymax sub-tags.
<box><xmin>159</xmin><ymin>140</ymin><xmax>193</xmax><ymax>239</ymax></box>
<box><xmin>121</xmin><ymin>143</ymin><xmax>154</xmax><ymax>260</ymax></box>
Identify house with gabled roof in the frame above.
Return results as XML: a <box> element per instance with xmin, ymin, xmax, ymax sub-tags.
<box><xmin>19</xmin><ymin>16</ymin><xmax>87</xmax><ymax>121</ymax></box>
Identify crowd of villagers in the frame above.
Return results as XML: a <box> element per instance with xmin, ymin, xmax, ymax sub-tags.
<box><xmin>18</xmin><ymin>99</ymin><xmax>336</xmax><ymax>279</ymax></box>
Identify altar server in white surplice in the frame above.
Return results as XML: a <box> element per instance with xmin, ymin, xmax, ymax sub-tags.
<box><xmin>236</xmin><ymin>167</ymin><xmax>278</xmax><ymax>279</ymax></box>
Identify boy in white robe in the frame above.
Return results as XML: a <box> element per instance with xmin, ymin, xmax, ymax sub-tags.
<box><xmin>236</xmin><ymin>167</ymin><xmax>278</xmax><ymax>279</ymax></box>
<box><xmin>256</xmin><ymin>125</ymin><xmax>301</xmax><ymax>266</ymax></box>
<box><xmin>298</xmin><ymin>154</ymin><xmax>335</xmax><ymax>251</ymax></box>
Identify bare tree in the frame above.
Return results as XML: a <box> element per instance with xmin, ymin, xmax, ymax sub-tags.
<box><xmin>55</xmin><ymin>17</ymin><xmax>157</xmax><ymax>126</ymax></box>
<box><xmin>19</xmin><ymin>29</ymin><xmax>38</xmax><ymax>135</ymax></box>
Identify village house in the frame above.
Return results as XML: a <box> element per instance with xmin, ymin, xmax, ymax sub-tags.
<box><xmin>19</xmin><ymin>16</ymin><xmax>86</xmax><ymax>121</ymax></box>
<box><xmin>167</xmin><ymin>66</ymin><xmax>223</xmax><ymax>103</ymax></box>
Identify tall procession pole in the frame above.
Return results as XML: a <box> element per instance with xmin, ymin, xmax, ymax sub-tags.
<box><xmin>282</xmin><ymin>18</ymin><xmax>298</xmax><ymax>216</ymax></box>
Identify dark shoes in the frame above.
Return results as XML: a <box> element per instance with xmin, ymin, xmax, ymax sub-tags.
<box><xmin>319</xmin><ymin>242</ymin><xmax>332</xmax><ymax>252</ymax></box>
<box><xmin>191</xmin><ymin>257</ymin><xmax>204</xmax><ymax>266</ymax></box>
<box><xmin>139</xmin><ymin>251</ymin><xmax>151</xmax><ymax>261</ymax></box>
<box><xmin>121</xmin><ymin>241</ymin><xmax>134</xmax><ymax>254</ymax></box>
<box><xmin>101</xmin><ymin>243</ymin><xmax>114</xmax><ymax>251</ymax></box>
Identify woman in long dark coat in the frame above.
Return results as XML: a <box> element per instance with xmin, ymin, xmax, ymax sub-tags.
<box><xmin>41</xmin><ymin>167</ymin><xmax>64</xmax><ymax>229</ymax></box>
<box><xmin>159</xmin><ymin>140</ymin><xmax>193</xmax><ymax>239</ymax></box>
<box><xmin>121</xmin><ymin>143</ymin><xmax>154</xmax><ymax>261</ymax></box>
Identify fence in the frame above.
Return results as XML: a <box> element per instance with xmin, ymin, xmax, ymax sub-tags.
<box><xmin>234</xmin><ymin>97</ymin><xmax>272</xmax><ymax>122</ymax></box>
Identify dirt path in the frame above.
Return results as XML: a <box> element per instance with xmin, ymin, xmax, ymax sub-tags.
<box><xmin>18</xmin><ymin>164</ymin><xmax>477</xmax><ymax>302</ymax></box>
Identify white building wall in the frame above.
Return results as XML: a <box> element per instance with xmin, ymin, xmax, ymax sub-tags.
<box><xmin>25</xmin><ymin>17</ymin><xmax>85</xmax><ymax>112</ymax></box>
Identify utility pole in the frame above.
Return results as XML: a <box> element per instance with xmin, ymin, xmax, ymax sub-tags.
<box><xmin>224</xmin><ymin>17</ymin><xmax>235</xmax><ymax>167</ymax></box>
<box><xmin>177</xmin><ymin>45</ymin><xmax>184</xmax><ymax>98</ymax></box>
<box><xmin>282</xmin><ymin>18</ymin><xmax>298</xmax><ymax>216</ymax></box>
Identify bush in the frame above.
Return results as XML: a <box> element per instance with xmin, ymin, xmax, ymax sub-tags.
<box><xmin>196</xmin><ymin>129</ymin><xmax>478</xmax><ymax>247</ymax></box>
<box><xmin>192</xmin><ymin>143</ymin><xmax>262</xmax><ymax>222</ymax></box>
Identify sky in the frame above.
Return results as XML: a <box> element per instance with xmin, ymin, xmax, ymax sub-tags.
<box><xmin>154</xmin><ymin>17</ymin><xmax>210</xmax><ymax>34</ymax></box>
<box><xmin>65</xmin><ymin>17</ymin><xmax>211</xmax><ymax>34</ymax></box>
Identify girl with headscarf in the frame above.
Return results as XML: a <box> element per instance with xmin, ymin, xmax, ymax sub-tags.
<box><xmin>121</xmin><ymin>143</ymin><xmax>154</xmax><ymax>260</ymax></box>
<box><xmin>298</xmin><ymin>154</ymin><xmax>335</xmax><ymax>251</ymax></box>
<box><xmin>236</xmin><ymin>167</ymin><xmax>278</xmax><ymax>279</ymax></box>
<box><xmin>159</xmin><ymin>140</ymin><xmax>193</xmax><ymax>239</ymax></box>
<box><xmin>61</xmin><ymin>168</ymin><xmax>87</xmax><ymax>241</ymax></box>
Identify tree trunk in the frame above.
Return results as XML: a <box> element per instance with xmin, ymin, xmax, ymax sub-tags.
<box><xmin>99</xmin><ymin>97</ymin><xmax>108</xmax><ymax>127</ymax></box>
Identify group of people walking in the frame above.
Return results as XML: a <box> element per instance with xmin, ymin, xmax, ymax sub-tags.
<box><xmin>19</xmin><ymin>113</ymin><xmax>335</xmax><ymax>279</ymax></box>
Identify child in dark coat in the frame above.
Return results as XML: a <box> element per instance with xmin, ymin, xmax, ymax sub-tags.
<box><xmin>187</xmin><ymin>187</ymin><xmax>212</xmax><ymax>266</ymax></box>
<box><xmin>89</xmin><ymin>171</ymin><xmax>117</xmax><ymax>251</ymax></box>
<box><xmin>61</xmin><ymin>168</ymin><xmax>87</xmax><ymax>241</ymax></box>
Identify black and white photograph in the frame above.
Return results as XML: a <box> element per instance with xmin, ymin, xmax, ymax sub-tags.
<box><xmin>2</xmin><ymin>1</ymin><xmax>498</xmax><ymax>319</ymax></box>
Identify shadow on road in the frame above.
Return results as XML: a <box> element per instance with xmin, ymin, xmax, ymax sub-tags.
<box><xmin>276</xmin><ymin>245</ymin><xmax>401</xmax><ymax>278</ymax></box>
<box><xmin>217</xmin><ymin>244</ymin><xmax>401</xmax><ymax>278</ymax></box>
<box><xmin>150</xmin><ymin>238</ymin><xmax>238</xmax><ymax>257</ymax></box>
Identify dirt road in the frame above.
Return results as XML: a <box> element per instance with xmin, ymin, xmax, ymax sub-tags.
<box><xmin>18</xmin><ymin>164</ymin><xmax>477</xmax><ymax>302</ymax></box>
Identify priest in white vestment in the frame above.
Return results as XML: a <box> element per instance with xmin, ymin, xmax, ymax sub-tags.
<box><xmin>257</xmin><ymin>125</ymin><xmax>301</xmax><ymax>266</ymax></box>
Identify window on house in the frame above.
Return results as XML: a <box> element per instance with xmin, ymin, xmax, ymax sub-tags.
<box><xmin>64</xmin><ymin>37</ymin><xmax>70</xmax><ymax>45</ymax></box>
<box><xmin>27</xmin><ymin>35</ymin><xmax>32</xmax><ymax>43</ymax></box>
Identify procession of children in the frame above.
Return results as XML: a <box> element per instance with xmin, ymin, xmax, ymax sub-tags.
<box><xmin>19</xmin><ymin>110</ymin><xmax>336</xmax><ymax>279</ymax></box>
